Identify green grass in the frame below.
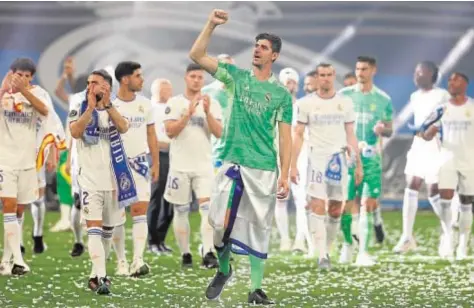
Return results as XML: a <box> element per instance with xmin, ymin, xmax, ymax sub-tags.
<box><xmin>1</xmin><ymin>210</ymin><xmax>474</xmax><ymax>307</ymax></box>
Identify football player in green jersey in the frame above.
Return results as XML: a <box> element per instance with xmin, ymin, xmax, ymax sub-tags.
<box><xmin>190</xmin><ymin>9</ymin><xmax>293</xmax><ymax>305</ymax></box>
<box><xmin>339</xmin><ymin>56</ymin><xmax>394</xmax><ymax>266</ymax></box>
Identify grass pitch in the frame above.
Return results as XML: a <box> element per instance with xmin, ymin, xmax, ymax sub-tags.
<box><xmin>1</xmin><ymin>210</ymin><xmax>474</xmax><ymax>307</ymax></box>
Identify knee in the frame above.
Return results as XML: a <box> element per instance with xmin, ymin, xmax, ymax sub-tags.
<box><xmin>309</xmin><ymin>198</ymin><xmax>325</xmax><ymax>215</ymax></box>
<box><xmin>131</xmin><ymin>202</ymin><xmax>148</xmax><ymax>216</ymax></box>
<box><xmin>428</xmin><ymin>184</ymin><xmax>439</xmax><ymax>197</ymax></box>
<box><xmin>439</xmin><ymin>190</ymin><xmax>454</xmax><ymax>200</ymax></box>
<box><xmin>17</xmin><ymin>204</ymin><xmax>25</xmax><ymax>218</ymax></box>
<box><xmin>328</xmin><ymin>202</ymin><xmax>343</xmax><ymax>218</ymax></box>
<box><xmin>2</xmin><ymin>198</ymin><xmax>17</xmax><ymax>213</ymax></box>
<box><xmin>86</xmin><ymin>220</ymin><xmax>102</xmax><ymax>228</ymax></box>
<box><xmin>408</xmin><ymin>177</ymin><xmax>422</xmax><ymax>191</ymax></box>
<box><xmin>174</xmin><ymin>204</ymin><xmax>190</xmax><ymax>218</ymax></box>
<box><xmin>362</xmin><ymin>198</ymin><xmax>377</xmax><ymax>211</ymax></box>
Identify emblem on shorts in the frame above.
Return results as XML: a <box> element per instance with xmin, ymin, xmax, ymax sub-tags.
<box><xmin>139</xmin><ymin>105</ymin><xmax>144</xmax><ymax>113</ymax></box>
<box><xmin>337</xmin><ymin>103</ymin><xmax>343</xmax><ymax>111</ymax></box>
<box><xmin>83</xmin><ymin>207</ymin><xmax>89</xmax><ymax>214</ymax></box>
<box><xmin>165</xmin><ymin>106</ymin><xmax>171</xmax><ymax>114</ymax></box>
<box><xmin>265</xmin><ymin>93</ymin><xmax>271</xmax><ymax>102</ymax></box>
<box><xmin>119</xmin><ymin>173</ymin><xmax>131</xmax><ymax>191</ymax></box>
<box><xmin>69</xmin><ymin>110</ymin><xmax>78</xmax><ymax>117</ymax></box>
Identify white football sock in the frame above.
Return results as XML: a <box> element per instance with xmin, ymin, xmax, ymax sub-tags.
<box><xmin>87</xmin><ymin>227</ymin><xmax>106</xmax><ymax>279</ymax></box>
<box><xmin>428</xmin><ymin>194</ymin><xmax>442</xmax><ymax>217</ymax></box>
<box><xmin>112</xmin><ymin>224</ymin><xmax>126</xmax><ymax>262</ymax></box>
<box><xmin>274</xmin><ymin>199</ymin><xmax>290</xmax><ymax>242</ymax></box>
<box><xmin>351</xmin><ymin>213</ymin><xmax>360</xmax><ymax>241</ymax></box>
<box><xmin>402</xmin><ymin>188</ymin><xmax>418</xmax><ymax>240</ymax></box>
<box><xmin>374</xmin><ymin>206</ymin><xmax>383</xmax><ymax>227</ymax></box>
<box><xmin>439</xmin><ymin>199</ymin><xmax>453</xmax><ymax>236</ymax></box>
<box><xmin>173</xmin><ymin>204</ymin><xmax>190</xmax><ymax>255</ymax></box>
<box><xmin>4</xmin><ymin>213</ymin><xmax>25</xmax><ymax>266</ymax></box>
<box><xmin>102</xmin><ymin>227</ymin><xmax>114</xmax><ymax>260</ymax></box>
<box><xmin>71</xmin><ymin>206</ymin><xmax>83</xmax><ymax>244</ymax></box>
<box><xmin>2</xmin><ymin>215</ymin><xmax>14</xmax><ymax>263</ymax></box>
<box><xmin>458</xmin><ymin>203</ymin><xmax>473</xmax><ymax>249</ymax></box>
<box><xmin>199</xmin><ymin>202</ymin><xmax>214</xmax><ymax>254</ymax></box>
<box><xmin>32</xmin><ymin>197</ymin><xmax>45</xmax><ymax>237</ymax></box>
<box><xmin>18</xmin><ymin>213</ymin><xmax>24</xmax><ymax>246</ymax></box>
<box><xmin>132</xmin><ymin>215</ymin><xmax>148</xmax><ymax>260</ymax></box>
<box><xmin>326</xmin><ymin>216</ymin><xmax>340</xmax><ymax>253</ymax></box>
<box><xmin>309</xmin><ymin>213</ymin><xmax>327</xmax><ymax>260</ymax></box>
<box><xmin>59</xmin><ymin>204</ymin><xmax>71</xmax><ymax>223</ymax></box>
<box><xmin>451</xmin><ymin>193</ymin><xmax>461</xmax><ymax>225</ymax></box>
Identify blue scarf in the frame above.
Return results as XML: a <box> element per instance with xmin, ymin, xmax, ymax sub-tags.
<box><xmin>128</xmin><ymin>153</ymin><xmax>150</xmax><ymax>180</ymax></box>
<box><xmin>325</xmin><ymin>152</ymin><xmax>343</xmax><ymax>186</ymax></box>
<box><xmin>411</xmin><ymin>104</ymin><xmax>445</xmax><ymax>135</ymax></box>
<box><xmin>80</xmin><ymin>99</ymin><xmax>99</xmax><ymax>145</ymax></box>
<box><xmin>109</xmin><ymin>123</ymin><xmax>138</xmax><ymax>208</ymax></box>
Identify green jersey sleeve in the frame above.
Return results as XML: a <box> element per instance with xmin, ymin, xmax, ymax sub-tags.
<box><xmin>276</xmin><ymin>92</ymin><xmax>293</xmax><ymax>124</ymax></box>
<box><xmin>213</xmin><ymin>61</ymin><xmax>241</xmax><ymax>89</ymax></box>
<box><xmin>383</xmin><ymin>98</ymin><xmax>394</xmax><ymax>122</ymax></box>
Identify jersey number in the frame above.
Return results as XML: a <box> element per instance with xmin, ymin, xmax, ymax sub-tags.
<box><xmin>0</xmin><ymin>170</ymin><xmax>3</xmax><ymax>183</ymax></box>
<box><xmin>311</xmin><ymin>170</ymin><xmax>323</xmax><ymax>184</ymax></box>
<box><xmin>82</xmin><ymin>191</ymin><xmax>90</xmax><ymax>206</ymax></box>
<box><xmin>167</xmin><ymin>176</ymin><xmax>179</xmax><ymax>190</ymax></box>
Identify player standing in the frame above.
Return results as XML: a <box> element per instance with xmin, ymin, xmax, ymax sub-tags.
<box><xmin>112</xmin><ymin>61</ymin><xmax>159</xmax><ymax>276</ymax></box>
<box><xmin>0</xmin><ymin>58</ymin><xmax>50</xmax><ymax>275</ymax></box>
<box><xmin>393</xmin><ymin>61</ymin><xmax>451</xmax><ymax>254</ymax></box>
<box><xmin>190</xmin><ymin>10</ymin><xmax>293</xmax><ymax>304</ymax></box>
<box><xmin>292</xmin><ymin>63</ymin><xmax>362</xmax><ymax>269</ymax></box>
<box><xmin>163</xmin><ymin>64</ymin><xmax>222</xmax><ymax>269</ymax></box>
<box><xmin>339</xmin><ymin>56</ymin><xmax>394</xmax><ymax>266</ymax></box>
<box><xmin>419</xmin><ymin>72</ymin><xmax>473</xmax><ymax>260</ymax></box>
<box><xmin>68</xmin><ymin>69</ymin><xmax>130</xmax><ymax>294</ymax></box>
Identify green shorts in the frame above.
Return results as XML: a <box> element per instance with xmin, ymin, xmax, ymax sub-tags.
<box><xmin>347</xmin><ymin>156</ymin><xmax>382</xmax><ymax>201</ymax></box>
<box><xmin>57</xmin><ymin>150</ymin><xmax>73</xmax><ymax>206</ymax></box>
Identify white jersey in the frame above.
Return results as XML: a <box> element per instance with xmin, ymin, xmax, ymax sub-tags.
<box><xmin>67</xmin><ymin>95</ymin><xmax>116</xmax><ymax>191</ymax></box>
<box><xmin>296</xmin><ymin>92</ymin><xmax>355</xmax><ymax>158</ymax></box>
<box><xmin>153</xmin><ymin>102</ymin><xmax>171</xmax><ymax>149</ymax></box>
<box><xmin>0</xmin><ymin>86</ymin><xmax>47</xmax><ymax>170</ymax></box>
<box><xmin>113</xmin><ymin>94</ymin><xmax>154</xmax><ymax>158</ymax></box>
<box><xmin>410</xmin><ymin>87</ymin><xmax>450</xmax><ymax>153</ymax></box>
<box><xmin>437</xmin><ymin>98</ymin><xmax>474</xmax><ymax>170</ymax></box>
<box><xmin>164</xmin><ymin>94</ymin><xmax>222</xmax><ymax>172</ymax></box>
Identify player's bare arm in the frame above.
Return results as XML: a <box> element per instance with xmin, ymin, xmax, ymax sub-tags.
<box><xmin>70</xmin><ymin>86</ymin><xmax>97</xmax><ymax>139</ymax></box>
<box><xmin>65</xmin><ymin>139</ymin><xmax>72</xmax><ymax>175</ymax></box>
<box><xmin>202</xmin><ymin>94</ymin><xmax>222</xmax><ymax>138</ymax></box>
<box><xmin>103</xmin><ymin>86</ymin><xmax>129</xmax><ymax>134</ymax></box>
<box><xmin>11</xmin><ymin>73</ymin><xmax>49</xmax><ymax>116</ymax></box>
<box><xmin>345</xmin><ymin>122</ymin><xmax>363</xmax><ymax>185</ymax></box>
<box><xmin>278</xmin><ymin>121</ymin><xmax>292</xmax><ymax>199</ymax></box>
<box><xmin>290</xmin><ymin>123</ymin><xmax>305</xmax><ymax>184</ymax></box>
<box><xmin>147</xmin><ymin>124</ymin><xmax>160</xmax><ymax>182</ymax></box>
<box><xmin>189</xmin><ymin>9</ymin><xmax>228</xmax><ymax>75</ymax></box>
<box><xmin>420</xmin><ymin>125</ymin><xmax>439</xmax><ymax>141</ymax></box>
<box><xmin>0</xmin><ymin>70</ymin><xmax>13</xmax><ymax>100</ymax></box>
<box><xmin>374</xmin><ymin>120</ymin><xmax>393</xmax><ymax>137</ymax></box>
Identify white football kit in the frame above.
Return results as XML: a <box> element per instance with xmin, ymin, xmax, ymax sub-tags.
<box><xmin>0</xmin><ymin>87</ymin><xmax>47</xmax><ymax>204</ymax></box>
<box><xmin>296</xmin><ymin>92</ymin><xmax>355</xmax><ymax>201</ymax></box>
<box><xmin>114</xmin><ymin>95</ymin><xmax>155</xmax><ymax>202</ymax></box>
<box><xmin>437</xmin><ymin>98</ymin><xmax>474</xmax><ymax>195</ymax></box>
<box><xmin>405</xmin><ymin>88</ymin><xmax>450</xmax><ymax>183</ymax></box>
<box><xmin>68</xmin><ymin>98</ymin><xmax>125</xmax><ymax>227</ymax></box>
<box><xmin>163</xmin><ymin>94</ymin><xmax>222</xmax><ymax>205</ymax></box>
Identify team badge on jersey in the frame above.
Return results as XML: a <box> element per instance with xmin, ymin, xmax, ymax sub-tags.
<box><xmin>69</xmin><ymin>110</ymin><xmax>78</xmax><ymax>117</ymax></box>
<box><xmin>139</xmin><ymin>105</ymin><xmax>144</xmax><ymax>113</ymax></box>
<box><xmin>165</xmin><ymin>106</ymin><xmax>171</xmax><ymax>114</ymax></box>
<box><xmin>370</xmin><ymin>103</ymin><xmax>376</xmax><ymax>111</ymax></box>
<box><xmin>265</xmin><ymin>93</ymin><xmax>272</xmax><ymax>102</ymax></box>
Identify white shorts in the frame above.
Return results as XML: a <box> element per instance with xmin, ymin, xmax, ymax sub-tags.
<box><xmin>404</xmin><ymin>147</ymin><xmax>441</xmax><ymax>184</ymax></box>
<box><xmin>131</xmin><ymin>169</ymin><xmax>151</xmax><ymax>202</ymax></box>
<box><xmin>80</xmin><ymin>189</ymin><xmax>126</xmax><ymax>227</ymax></box>
<box><xmin>307</xmin><ymin>153</ymin><xmax>347</xmax><ymax>202</ymax></box>
<box><xmin>0</xmin><ymin>168</ymin><xmax>38</xmax><ymax>204</ymax></box>
<box><xmin>37</xmin><ymin>165</ymin><xmax>47</xmax><ymax>189</ymax></box>
<box><xmin>438</xmin><ymin>159</ymin><xmax>474</xmax><ymax>195</ymax></box>
<box><xmin>164</xmin><ymin>169</ymin><xmax>213</xmax><ymax>205</ymax></box>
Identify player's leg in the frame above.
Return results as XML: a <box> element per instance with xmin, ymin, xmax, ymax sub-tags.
<box><xmin>155</xmin><ymin>152</ymin><xmax>174</xmax><ymax>253</ymax></box>
<box><xmin>82</xmin><ymin>190</ymin><xmax>110</xmax><ymax>295</ymax></box>
<box><xmin>373</xmin><ymin>202</ymin><xmax>385</xmax><ymax>244</ymax></box>
<box><xmin>70</xmin><ymin>192</ymin><xmax>84</xmax><ymax>257</ymax></box>
<box><xmin>292</xmin><ymin>147</ymin><xmax>311</xmax><ymax>254</ymax></box>
<box><xmin>274</xmin><ymin>197</ymin><xmax>291</xmax><ymax>252</ymax></box>
<box><xmin>166</xmin><ymin>170</ymin><xmax>193</xmax><ymax>267</ymax></box>
<box><xmin>17</xmin><ymin>204</ymin><xmax>25</xmax><ymax>255</ymax></box>
<box><xmin>31</xmin><ymin>186</ymin><xmax>46</xmax><ymax>253</ymax></box>
<box><xmin>340</xmin><ymin>167</ymin><xmax>357</xmax><ymax>264</ymax></box>
<box><xmin>147</xmin><ymin>179</ymin><xmax>161</xmax><ymax>253</ymax></box>
<box><xmin>393</xmin><ymin>175</ymin><xmax>424</xmax><ymax>253</ymax></box>
<box><xmin>454</xmin><ymin>171</ymin><xmax>474</xmax><ymax>260</ymax></box>
<box><xmin>51</xmin><ymin>151</ymin><xmax>73</xmax><ymax>232</ymax></box>
<box><xmin>451</xmin><ymin>191</ymin><xmax>461</xmax><ymax>228</ymax></box>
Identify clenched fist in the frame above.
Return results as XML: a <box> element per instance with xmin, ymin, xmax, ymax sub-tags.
<box><xmin>209</xmin><ymin>9</ymin><xmax>228</xmax><ymax>26</ymax></box>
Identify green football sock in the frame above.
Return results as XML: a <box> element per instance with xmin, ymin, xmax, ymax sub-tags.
<box><xmin>341</xmin><ymin>213</ymin><xmax>353</xmax><ymax>244</ymax></box>
<box><xmin>360</xmin><ymin>208</ymin><xmax>374</xmax><ymax>252</ymax></box>
<box><xmin>217</xmin><ymin>243</ymin><xmax>231</xmax><ymax>275</ymax></box>
<box><xmin>249</xmin><ymin>254</ymin><xmax>265</xmax><ymax>292</ymax></box>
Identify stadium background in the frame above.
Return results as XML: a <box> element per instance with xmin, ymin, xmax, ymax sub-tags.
<box><xmin>1</xmin><ymin>1</ymin><xmax>474</xmax><ymax>210</ymax></box>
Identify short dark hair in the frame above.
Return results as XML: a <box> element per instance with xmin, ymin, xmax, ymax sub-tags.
<box><xmin>306</xmin><ymin>70</ymin><xmax>317</xmax><ymax>77</ymax></box>
<box><xmin>315</xmin><ymin>63</ymin><xmax>333</xmax><ymax>75</ymax></box>
<box><xmin>357</xmin><ymin>56</ymin><xmax>377</xmax><ymax>67</ymax></box>
<box><xmin>186</xmin><ymin>63</ymin><xmax>203</xmax><ymax>73</ymax></box>
<box><xmin>453</xmin><ymin>72</ymin><xmax>469</xmax><ymax>84</ymax></box>
<box><xmin>344</xmin><ymin>72</ymin><xmax>356</xmax><ymax>80</ymax></box>
<box><xmin>91</xmin><ymin>69</ymin><xmax>113</xmax><ymax>87</ymax></box>
<box><xmin>255</xmin><ymin>33</ymin><xmax>282</xmax><ymax>53</ymax></box>
<box><xmin>10</xmin><ymin>58</ymin><xmax>36</xmax><ymax>75</ymax></box>
<box><xmin>419</xmin><ymin>61</ymin><xmax>439</xmax><ymax>83</ymax></box>
<box><xmin>114</xmin><ymin>61</ymin><xmax>141</xmax><ymax>82</ymax></box>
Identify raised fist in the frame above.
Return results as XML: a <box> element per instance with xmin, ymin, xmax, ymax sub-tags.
<box><xmin>209</xmin><ymin>9</ymin><xmax>228</xmax><ymax>26</ymax></box>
